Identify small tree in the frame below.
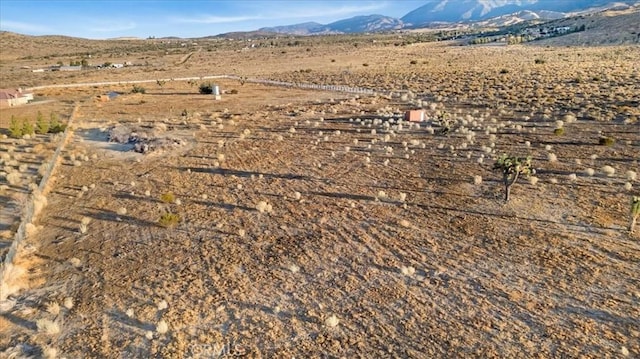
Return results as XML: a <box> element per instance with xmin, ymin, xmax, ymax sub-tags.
<box><xmin>156</xmin><ymin>79</ymin><xmax>166</xmax><ymax>88</ymax></box>
<box><xmin>50</xmin><ymin>112</ymin><xmax>59</xmax><ymax>127</ymax></box>
<box><xmin>49</xmin><ymin>112</ymin><xmax>66</xmax><ymax>133</ymax></box>
<box><xmin>22</xmin><ymin>120</ymin><xmax>35</xmax><ymax>136</ymax></box>
<box><xmin>630</xmin><ymin>196</ymin><xmax>640</xmax><ymax>233</ymax></box>
<box><xmin>9</xmin><ymin>116</ymin><xmax>23</xmax><ymax>138</ymax></box>
<box><xmin>36</xmin><ymin>111</ymin><xmax>49</xmax><ymax>134</ymax></box>
<box><xmin>493</xmin><ymin>154</ymin><xmax>533</xmax><ymax>202</ymax></box>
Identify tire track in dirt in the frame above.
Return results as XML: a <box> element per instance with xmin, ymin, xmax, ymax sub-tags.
<box><xmin>175</xmin><ymin>49</ymin><xmax>199</xmax><ymax>66</ymax></box>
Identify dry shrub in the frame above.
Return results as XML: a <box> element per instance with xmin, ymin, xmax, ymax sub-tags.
<box><xmin>159</xmin><ymin>212</ymin><xmax>180</xmax><ymax>228</ymax></box>
<box><xmin>36</xmin><ymin>318</ymin><xmax>60</xmax><ymax>335</ymax></box>
<box><xmin>160</xmin><ymin>192</ymin><xmax>176</xmax><ymax>203</ymax></box>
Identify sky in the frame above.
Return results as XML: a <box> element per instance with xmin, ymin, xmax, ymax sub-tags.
<box><xmin>0</xmin><ymin>0</ymin><xmax>428</xmax><ymax>39</ymax></box>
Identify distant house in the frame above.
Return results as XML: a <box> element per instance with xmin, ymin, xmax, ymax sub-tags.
<box><xmin>0</xmin><ymin>88</ymin><xmax>34</xmax><ymax>108</ymax></box>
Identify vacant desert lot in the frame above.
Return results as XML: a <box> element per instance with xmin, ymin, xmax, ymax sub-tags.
<box><xmin>1</xmin><ymin>36</ymin><xmax>639</xmax><ymax>358</ymax></box>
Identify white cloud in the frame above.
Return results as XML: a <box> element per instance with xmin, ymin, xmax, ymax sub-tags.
<box><xmin>0</xmin><ymin>20</ymin><xmax>51</xmax><ymax>33</ymax></box>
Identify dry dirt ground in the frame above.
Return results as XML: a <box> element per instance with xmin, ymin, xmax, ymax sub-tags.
<box><xmin>0</xmin><ymin>36</ymin><xmax>639</xmax><ymax>358</ymax></box>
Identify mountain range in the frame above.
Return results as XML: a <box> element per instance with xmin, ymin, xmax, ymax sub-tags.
<box><xmin>256</xmin><ymin>0</ymin><xmax>638</xmax><ymax>35</ymax></box>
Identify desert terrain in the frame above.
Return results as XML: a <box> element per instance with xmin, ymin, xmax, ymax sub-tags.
<box><xmin>0</xmin><ymin>18</ymin><xmax>639</xmax><ymax>359</ymax></box>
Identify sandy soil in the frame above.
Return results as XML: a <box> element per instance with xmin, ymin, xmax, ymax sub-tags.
<box><xmin>1</xmin><ymin>39</ymin><xmax>639</xmax><ymax>358</ymax></box>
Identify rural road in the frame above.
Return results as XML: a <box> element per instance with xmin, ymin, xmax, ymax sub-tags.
<box><xmin>26</xmin><ymin>75</ymin><xmax>232</xmax><ymax>91</ymax></box>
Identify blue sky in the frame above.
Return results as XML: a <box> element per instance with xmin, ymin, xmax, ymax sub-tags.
<box><xmin>0</xmin><ymin>1</ymin><xmax>427</xmax><ymax>39</ymax></box>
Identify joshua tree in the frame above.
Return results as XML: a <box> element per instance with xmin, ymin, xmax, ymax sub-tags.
<box><xmin>493</xmin><ymin>154</ymin><xmax>533</xmax><ymax>202</ymax></box>
<box><xmin>630</xmin><ymin>196</ymin><xmax>640</xmax><ymax>233</ymax></box>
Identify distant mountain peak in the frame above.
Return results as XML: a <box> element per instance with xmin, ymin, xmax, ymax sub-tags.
<box><xmin>258</xmin><ymin>22</ymin><xmax>328</xmax><ymax>35</ymax></box>
<box><xmin>259</xmin><ymin>15</ymin><xmax>403</xmax><ymax>35</ymax></box>
<box><xmin>401</xmin><ymin>0</ymin><xmax>614</xmax><ymax>25</ymax></box>
<box><xmin>242</xmin><ymin>1</ymin><xmax>633</xmax><ymax>36</ymax></box>
<box><xmin>327</xmin><ymin>14</ymin><xmax>404</xmax><ymax>33</ymax></box>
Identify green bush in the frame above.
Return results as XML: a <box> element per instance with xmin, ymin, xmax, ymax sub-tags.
<box><xmin>22</xmin><ymin>121</ymin><xmax>35</xmax><ymax>136</ymax></box>
<box><xmin>199</xmin><ymin>83</ymin><xmax>214</xmax><ymax>94</ymax></box>
<box><xmin>159</xmin><ymin>212</ymin><xmax>181</xmax><ymax>228</ymax></box>
<box><xmin>599</xmin><ymin>136</ymin><xmax>615</xmax><ymax>146</ymax></box>
<box><xmin>9</xmin><ymin>116</ymin><xmax>23</xmax><ymax>138</ymax></box>
<box><xmin>49</xmin><ymin>112</ymin><xmax>59</xmax><ymax>127</ymax></box>
<box><xmin>131</xmin><ymin>85</ymin><xmax>146</xmax><ymax>94</ymax></box>
<box><xmin>48</xmin><ymin>113</ymin><xmax>65</xmax><ymax>133</ymax></box>
<box><xmin>49</xmin><ymin>123</ymin><xmax>67</xmax><ymax>133</ymax></box>
<box><xmin>36</xmin><ymin>111</ymin><xmax>49</xmax><ymax>134</ymax></box>
<box><xmin>534</xmin><ymin>58</ymin><xmax>546</xmax><ymax>64</ymax></box>
<box><xmin>160</xmin><ymin>191</ymin><xmax>176</xmax><ymax>203</ymax></box>
<box><xmin>553</xmin><ymin>128</ymin><xmax>565</xmax><ymax>136</ymax></box>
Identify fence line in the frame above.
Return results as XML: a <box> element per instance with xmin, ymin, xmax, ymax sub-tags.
<box><xmin>27</xmin><ymin>74</ymin><xmax>386</xmax><ymax>97</ymax></box>
<box><xmin>0</xmin><ymin>103</ymin><xmax>79</xmax><ymax>301</ymax></box>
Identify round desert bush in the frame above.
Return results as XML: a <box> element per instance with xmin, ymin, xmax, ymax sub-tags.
<box><xmin>131</xmin><ymin>85</ymin><xmax>146</xmax><ymax>94</ymax></box>
<box><xmin>198</xmin><ymin>83</ymin><xmax>214</xmax><ymax>94</ymax></box>
<box><xmin>158</xmin><ymin>212</ymin><xmax>180</xmax><ymax>228</ymax></box>
<box><xmin>6</xmin><ymin>172</ymin><xmax>21</xmax><ymax>185</ymax></box>
<box><xmin>325</xmin><ymin>315</ymin><xmax>339</xmax><ymax>327</ymax></box>
<box><xmin>601</xmin><ymin>165</ymin><xmax>616</xmax><ymax>176</ymax></box>
<box><xmin>156</xmin><ymin>320</ymin><xmax>169</xmax><ymax>334</ymax></box>
<box><xmin>563</xmin><ymin>113</ymin><xmax>577</xmax><ymax>123</ymax></box>
<box><xmin>160</xmin><ymin>192</ymin><xmax>175</xmax><ymax>203</ymax></box>
<box><xmin>256</xmin><ymin>201</ymin><xmax>273</xmax><ymax>213</ymax></box>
